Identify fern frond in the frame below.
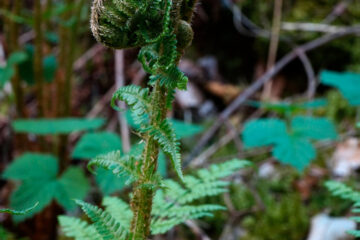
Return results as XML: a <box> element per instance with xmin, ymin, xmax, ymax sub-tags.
<box><xmin>325</xmin><ymin>181</ymin><xmax>360</xmax><ymax>202</ymax></box>
<box><xmin>59</xmin><ymin>216</ymin><xmax>101</xmax><ymax>240</ymax></box>
<box><xmin>102</xmin><ymin>196</ymin><xmax>133</xmax><ymax>229</ymax></box>
<box><xmin>149</xmin><ymin>119</ymin><xmax>183</xmax><ymax>181</ymax></box>
<box><xmin>75</xmin><ymin>200</ymin><xmax>129</xmax><ymax>240</ymax></box>
<box><xmin>179</xmin><ymin>159</ymin><xmax>251</xmax><ymax>204</ymax></box>
<box><xmin>88</xmin><ymin>151</ymin><xmax>141</xmax><ymax>183</ymax></box>
<box><xmin>150</xmin><ymin>159</ymin><xmax>251</xmax><ymax>234</ymax></box>
<box><xmin>111</xmin><ymin>85</ymin><xmax>151</xmax><ymax>125</ymax></box>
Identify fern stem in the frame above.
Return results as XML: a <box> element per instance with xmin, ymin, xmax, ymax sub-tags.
<box><xmin>130</xmin><ymin>80</ymin><xmax>167</xmax><ymax>239</ymax></box>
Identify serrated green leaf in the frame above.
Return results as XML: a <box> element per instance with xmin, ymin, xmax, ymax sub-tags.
<box><xmin>2</xmin><ymin>153</ymin><xmax>58</xmax><ymax>181</ymax></box>
<box><xmin>0</xmin><ymin>66</ymin><xmax>15</xmax><ymax>88</ymax></box>
<box><xmin>7</xmin><ymin>51</ymin><xmax>28</xmax><ymax>65</ymax></box>
<box><xmin>95</xmin><ymin>167</ymin><xmax>127</xmax><ymax>195</ymax></box>
<box><xmin>12</xmin><ymin>118</ymin><xmax>104</xmax><ymax>135</ymax></box>
<box><xmin>0</xmin><ymin>202</ymin><xmax>39</xmax><ymax>215</ymax></box>
<box><xmin>72</xmin><ymin>132</ymin><xmax>122</xmax><ymax>159</ymax></box>
<box><xmin>55</xmin><ymin>167</ymin><xmax>90</xmax><ymax>210</ymax></box>
<box><xmin>320</xmin><ymin>70</ymin><xmax>360</xmax><ymax>106</ymax></box>
<box><xmin>170</xmin><ymin>119</ymin><xmax>204</xmax><ymax>139</ymax></box>
<box><xmin>242</xmin><ymin>118</ymin><xmax>288</xmax><ymax>148</ymax></box>
<box><xmin>291</xmin><ymin>116</ymin><xmax>337</xmax><ymax>140</ymax></box>
<box><xmin>246</xmin><ymin>99</ymin><xmax>328</xmax><ymax>114</ymax></box>
<box><xmin>43</xmin><ymin>54</ymin><xmax>57</xmax><ymax>83</ymax></box>
<box><xmin>10</xmin><ymin>180</ymin><xmax>58</xmax><ymax>222</ymax></box>
<box><xmin>273</xmin><ymin>136</ymin><xmax>315</xmax><ymax>171</ymax></box>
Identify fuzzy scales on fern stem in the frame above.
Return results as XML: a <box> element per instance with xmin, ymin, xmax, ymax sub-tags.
<box><xmin>91</xmin><ymin>0</ymin><xmax>196</xmax><ymax>238</ymax></box>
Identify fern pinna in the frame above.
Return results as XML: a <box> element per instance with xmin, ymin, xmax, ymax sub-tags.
<box><xmin>325</xmin><ymin>181</ymin><xmax>360</xmax><ymax>237</ymax></box>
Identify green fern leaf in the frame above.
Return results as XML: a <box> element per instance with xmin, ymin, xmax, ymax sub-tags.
<box><xmin>111</xmin><ymin>85</ymin><xmax>151</xmax><ymax>125</ymax></box>
<box><xmin>149</xmin><ymin>119</ymin><xmax>183</xmax><ymax>180</ymax></box>
<box><xmin>75</xmin><ymin>200</ymin><xmax>129</xmax><ymax>240</ymax></box>
<box><xmin>88</xmin><ymin>151</ymin><xmax>141</xmax><ymax>183</ymax></box>
<box><xmin>72</xmin><ymin>132</ymin><xmax>122</xmax><ymax>159</ymax></box>
<box><xmin>102</xmin><ymin>196</ymin><xmax>133</xmax><ymax>229</ymax></box>
<box><xmin>325</xmin><ymin>181</ymin><xmax>360</xmax><ymax>202</ymax></box>
<box><xmin>59</xmin><ymin>216</ymin><xmax>101</xmax><ymax>240</ymax></box>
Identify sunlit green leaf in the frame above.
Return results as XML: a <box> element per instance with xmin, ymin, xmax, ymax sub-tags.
<box><xmin>72</xmin><ymin>132</ymin><xmax>122</xmax><ymax>159</ymax></box>
<box><xmin>320</xmin><ymin>70</ymin><xmax>360</xmax><ymax>106</ymax></box>
<box><xmin>12</xmin><ymin>118</ymin><xmax>105</xmax><ymax>135</ymax></box>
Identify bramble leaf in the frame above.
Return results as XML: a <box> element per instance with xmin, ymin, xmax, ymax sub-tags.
<box><xmin>320</xmin><ymin>70</ymin><xmax>360</xmax><ymax>106</ymax></box>
<box><xmin>12</xmin><ymin>118</ymin><xmax>104</xmax><ymax>135</ymax></box>
<box><xmin>72</xmin><ymin>132</ymin><xmax>122</xmax><ymax>159</ymax></box>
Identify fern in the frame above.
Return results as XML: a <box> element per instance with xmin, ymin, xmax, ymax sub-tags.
<box><xmin>326</xmin><ymin>181</ymin><xmax>360</xmax><ymax>237</ymax></box>
<box><xmin>111</xmin><ymin>85</ymin><xmax>151</xmax><ymax>126</ymax></box>
<box><xmin>59</xmin><ymin>160</ymin><xmax>251</xmax><ymax>239</ymax></box>
<box><xmin>102</xmin><ymin>197</ymin><xmax>133</xmax><ymax>230</ymax></box>
<box><xmin>89</xmin><ymin>0</ymin><xmax>196</xmax><ymax>237</ymax></box>
<box><xmin>59</xmin><ymin>216</ymin><xmax>102</xmax><ymax>240</ymax></box>
<box><xmin>88</xmin><ymin>151</ymin><xmax>141</xmax><ymax>183</ymax></box>
<box><xmin>149</xmin><ymin>119</ymin><xmax>183</xmax><ymax>180</ymax></box>
<box><xmin>150</xmin><ymin>159</ymin><xmax>251</xmax><ymax>234</ymax></box>
<box><xmin>75</xmin><ymin>200</ymin><xmax>129</xmax><ymax>240</ymax></box>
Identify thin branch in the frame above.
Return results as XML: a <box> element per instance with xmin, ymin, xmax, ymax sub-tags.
<box><xmin>262</xmin><ymin>0</ymin><xmax>283</xmax><ymax>100</ymax></box>
<box><xmin>115</xmin><ymin>50</ymin><xmax>131</xmax><ymax>153</ymax></box>
<box><xmin>281</xmin><ymin>22</ymin><xmax>348</xmax><ymax>33</ymax></box>
<box><xmin>185</xmin><ymin>26</ymin><xmax>360</xmax><ymax>165</ymax></box>
<box><xmin>296</xmin><ymin>49</ymin><xmax>316</xmax><ymax>99</ymax></box>
<box><xmin>323</xmin><ymin>0</ymin><xmax>352</xmax><ymax>24</ymax></box>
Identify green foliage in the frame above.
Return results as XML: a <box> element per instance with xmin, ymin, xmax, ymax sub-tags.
<box><xmin>242</xmin><ymin>116</ymin><xmax>337</xmax><ymax>171</ymax></box>
<box><xmin>75</xmin><ymin>200</ymin><xmax>129</xmax><ymax>240</ymax></box>
<box><xmin>59</xmin><ymin>159</ymin><xmax>251</xmax><ymax>238</ymax></box>
<box><xmin>326</xmin><ymin>181</ymin><xmax>360</xmax><ymax>237</ymax></box>
<box><xmin>125</xmin><ymin>110</ymin><xmax>204</xmax><ymax>139</ymax></box>
<box><xmin>150</xmin><ymin>159</ymin><xmax>251</xmax><ymax>234</ymax></box>
<box><xmin>94</xmin><ymin>168</ymin><xmax>127</xmax><ymax>196</ymax></box>
<box><xmin>102</xmin><ymin>196</ymin><xmax>133</xmax><ymax>229</ymax></box>
<box><xmin>2</xmin><ymin>153</ymin><xmax>89</xmax><ymax>221</ymax></box>
<box><xmin>59</xmin><ymin>216</ymin><xmax>101</xmax><ymax>240</ymax></box>
<box><xmin>88</xmin><ymin>151</ymin><xmax>142</xmax><ymax>184</ymax></box>
<box><xmin>320</xmin><ymin>70</ymin><xmax>360</xmax><ymax>106</ymax></box>
<box><xmin>246</xmin><ymin>99</ymin><xmax>328</xmax><ymax>115</ymax></box>
<box><xmin>149</xmin><ymin>119</ymin><xmax>183</xmax><ymax>180</ymax></box>
<box><xmin>12</xmin><ymin>118</ymin><xmax>104</xmax><ymax>135</ymax></box>
<box><xmin>0</xmin><ymin>51</ymin><xmax>27</xmax><ymax>88</ymax></box>
<box><xmin>72</xmin><ymin>132</ymin><xmax>122</xmax><ymax>159</ymax></box>
<box><xmin>111</xmin><ymin>85</ymin><xmax>151</xmax><ymax>126</ymax></box>
<box><xmin>0</xmin><ymin>202</ymin><xmax>39</xmax><ymax>215</ymax></box>
<box><xmin>242</xmin><ymin>194</ymin><xmax>309</xmax><ymax>240</ymax></box>
<box><xmin>17</xmin><ymin>44</ymin><xmax>58</xmax><ymax>84</ymax></box>
<box><xmin>90</xmin><ymin>0</ymin><xmax>196</xmax><ymax>237</ymax></box>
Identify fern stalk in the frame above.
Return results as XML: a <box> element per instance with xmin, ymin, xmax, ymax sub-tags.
<box><xmin>130</xmin><ymin>81</ymin><xmax>167</xmax><ymax>239</ymax></box>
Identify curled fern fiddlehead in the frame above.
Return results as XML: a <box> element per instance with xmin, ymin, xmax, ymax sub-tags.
<box><xmin>90</xmin><ymin>0</ymin><xmax>197</xmax><ymax>238</ymax></box>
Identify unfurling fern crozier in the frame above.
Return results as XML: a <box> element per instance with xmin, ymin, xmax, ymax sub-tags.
<box><xmin>90</xmin><ymin>0</ymin><xmax>194</xmax><ymax>50</ymax></box>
